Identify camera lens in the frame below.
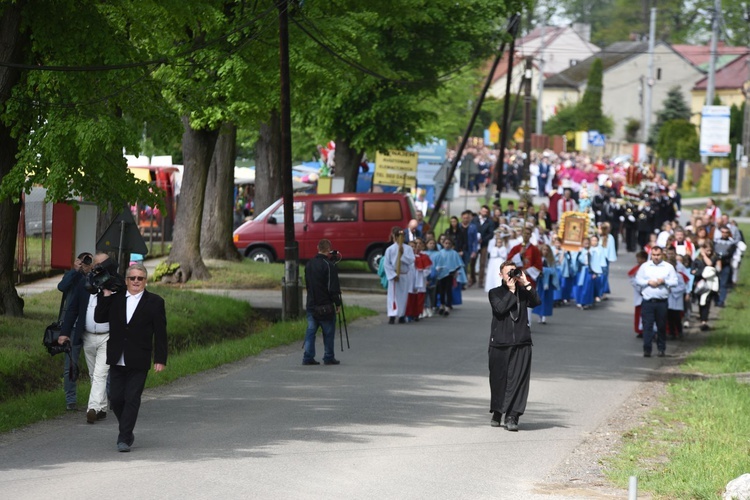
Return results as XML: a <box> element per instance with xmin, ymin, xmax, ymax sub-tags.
<box><xmin>82</xmin><ymin>255</ymin><xmax>92</xmax><ymax>265</ymax></box>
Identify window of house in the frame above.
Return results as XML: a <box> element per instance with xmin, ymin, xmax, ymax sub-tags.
<box><xmin>657</xmin><ymin>68</ymin><xmax>662</xmax><ymax>80</ymax></box>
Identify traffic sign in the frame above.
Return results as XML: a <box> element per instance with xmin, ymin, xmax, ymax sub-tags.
<box><xmin>489</xmin><ymin>121</ymin><xmax>500</xmax><ymax>144</ymax></box>
<box><xmin>588</xmin><ymin>130</ymin><xmax>606</xmax><ymax>147</ymax></box>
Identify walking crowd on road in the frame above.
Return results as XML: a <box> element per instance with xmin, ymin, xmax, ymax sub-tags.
<box><xmin>388</xmin><ymin>149</ymin><xmax>746</xmax><ymax>360</ymax></box>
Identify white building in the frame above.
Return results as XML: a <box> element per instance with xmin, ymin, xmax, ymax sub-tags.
<box><xmin>487</xmin><ymin>24</ymin><xmax>600</xmax><ymax>122</ymax></box>
<box><xmin>543</xmin><ymin>41</ymin><xmax>704</xmax><ymax>142</ymax></box>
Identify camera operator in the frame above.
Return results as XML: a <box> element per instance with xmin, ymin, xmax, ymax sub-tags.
<box><xmin>487</xmin><ymin>261</ymin><xmax>540</xmax><ymax>432</ymax></box>
<box><xmin>57</xmin><ymin>252</ymin><xmax>93</xmax><ymax>411</ymax></box>
<box><xmin>303</xmin><ymin>239</ymin><xmax>342</xmax><ymax>365</ymax></box>
<box><xmin>59</xmin><ymin>252</ymin><xmax>116</xmax><ymax>424</ymax></box>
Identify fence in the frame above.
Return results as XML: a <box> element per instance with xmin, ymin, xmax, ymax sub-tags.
<box><xmin>14</xmin><ymin>187</ymin><xmax>170</xmax><ymax>284</ymax></box>
<box><xmin>15</xmin><ymin>187</ymin><xmax>54</xmax><ymax>283</ymax></box>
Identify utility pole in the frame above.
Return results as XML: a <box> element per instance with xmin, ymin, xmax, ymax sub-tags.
<box><xmin>643</xmin><ymin>7</ymin><xmax>656</xmax><ymax>143</ymax></box>
<box><xmin>277</xmin><ymin>0</ymin><xmax>301</xmax><ymax>320</ymax></box>
<box><xmin>522</xmin><ymin>57</ymin><xmax>533</xmax><ymax>185</ymax></box>
<box><xmin>493</xmin><ymin>16</ymin><xmax>522</xmax><ymax>200</ymax></box>
<box><xmin>741</xmin><ymin>56</ymin><xmax>750</xmax><ymax>199</ymax></box>
<box><xmin>536</xmin><ymin>24</ymin><xmax>545</xmax><ymax>136</ymax></box>
<box><xmin>706</xmin><ymin>0</ymin><xmax>721</xmax><ymax>107</ymax></box>
<box><xmin>429</xmin><ymin>14</ymin><xmax>521</xmax><ymax>227</ymax></box>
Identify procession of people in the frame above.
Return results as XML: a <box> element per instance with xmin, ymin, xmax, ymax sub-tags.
<box><xmin>392</xmin><ymin>148</ymin><xmax>746</xmax><ymax>354</ymax></box>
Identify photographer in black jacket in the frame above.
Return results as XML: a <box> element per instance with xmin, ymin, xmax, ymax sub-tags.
<box><xmin>303</xmin><ymin>239</ymin><xmax>342</xmax><ymax>366</ymax></box>
<box><xmin>487</xmin><ymin>260</ymin><xmax>541</xmax><ymax>432</ymax></box>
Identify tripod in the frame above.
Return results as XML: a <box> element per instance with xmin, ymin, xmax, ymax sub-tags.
<box><xmin>337</xmin><ymin>295</ymin><xmax>350</xmax><ymax>352</ymax></box>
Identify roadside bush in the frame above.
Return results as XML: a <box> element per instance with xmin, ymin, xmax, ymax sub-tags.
<box><xmin>0</xmin><ymin>287</ymin><xmax>265</xmax><ymax>401</ymax></box>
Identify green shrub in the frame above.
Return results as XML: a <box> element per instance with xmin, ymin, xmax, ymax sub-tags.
<box><xmin>0</xmin><ymin>287</ymin><xmax>263</xmax><ymax>400</ymax></box>
<box><xmin>153</xmin><ymin>261</ymin><xmax>180</xmax><ymax>282</ymax></box>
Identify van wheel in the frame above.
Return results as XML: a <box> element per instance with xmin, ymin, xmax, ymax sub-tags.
<box><xmin>247</xmin><ymin>248</ymin><xmax>273</xmax><ymax>263</ymax></box>
<box><xmin>366</xmin><ymin>248</ymin><xmax>384</xmax><ymax>273</ymax></box>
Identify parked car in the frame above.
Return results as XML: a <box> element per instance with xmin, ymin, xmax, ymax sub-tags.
<box><xmin>233</xmin><ymin>192</ymin><xmax>416</xmax><ymax>272</ymax></box>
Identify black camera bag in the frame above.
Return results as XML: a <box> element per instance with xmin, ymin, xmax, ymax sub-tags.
<box><xmin>42</xmin><ymin>294</ymin><xmax>73</xmax><ymax>360</ymax></box>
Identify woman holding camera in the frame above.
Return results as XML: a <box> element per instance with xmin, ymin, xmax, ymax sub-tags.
<box><xmin>487</xmin><ymin>261</ymin><xmax>541</xmax><ymax>432</ymax></box>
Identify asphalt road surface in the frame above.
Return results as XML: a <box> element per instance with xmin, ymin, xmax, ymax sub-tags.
<box><xmin>2</xmin><ymin>257</ymin><xmax>663</xmax><ymax>499</ymax></box>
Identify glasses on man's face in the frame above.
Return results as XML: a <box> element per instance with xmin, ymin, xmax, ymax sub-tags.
<box><xmin>127</xmin><ymin>276</ymin><xmax>146</xmax><ymax>282</ymax></box>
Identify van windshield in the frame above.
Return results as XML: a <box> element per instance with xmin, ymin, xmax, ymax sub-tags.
<box><xmin>405</xmin><ymin>195</ymin><xmax>417</xmax><ymax>219</ymax></box>
<box><xmin>252</xmin><ymin>200</ymin><xmax>280</xmax><ymax>221</ymax></box>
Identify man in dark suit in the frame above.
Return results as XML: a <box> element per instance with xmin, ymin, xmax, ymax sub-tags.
<box><xmin>95</xmin><ymin>263</ymin><xmax>167</xmax><ymax>452</ymax></box>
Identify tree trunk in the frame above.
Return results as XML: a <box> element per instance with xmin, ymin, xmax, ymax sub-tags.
<box><xmin>0</xmin><ymin>4</ymin><xmax>27</xmax><ymax>317</ymax></box>
<box><xmin>201</xmin><ymin>121</ymin><xmax>241</xmax><ymax>261</ymax></box>
<box><xmin>253</xmin><ymin>109</ymin><xmax>282</xmax><ymax>215</ymax></box>
<box><xmin>334</xmin><ymin>136</ymin><xmax>365</xmax><ymax>193</ymax></box>
<box><xmin>166</xmin><ymin>117</ymin><xmax>219</xmax><ymax>283</ymax></box>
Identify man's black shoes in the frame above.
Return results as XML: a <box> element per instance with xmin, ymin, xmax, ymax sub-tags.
<box><xmin>491</xmin><ymin>412</ymin><xmax>505</xmax><ymax>428</ymax></box>
<box><xmin>388</xmin><ymin>317</ymin><xmax>395</xmax><ymax>325</ymax></box>
<box><xmin>643</xmin><ymin>351</ymin><xmax>651</xmax><ymax>358</ymax></box>
<box><xmin>97</xmin><ymin>411</ymin><xmax>107</xmax><ymax>420</ymax></box>
<box><xmin>323</xmin><ymin>359</ymin><xmax>340</xmax><ymax>365</ymax></box>
<box><xmin>657</xmin><ymin>350</ymin><xmax>666</xmax><ymax>357</ymax></box>
<box><xmin>505</xmin><ymin>415</ymin><xmax>519</xmax><ymax>432</ymax></box>
<box><xmin>302</xmin><ymin>359</ymin><xmax>320</xmax><ymax>365</ymax></box>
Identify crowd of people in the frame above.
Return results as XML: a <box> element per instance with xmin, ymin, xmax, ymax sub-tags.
<box><xmin>392</xmin><ymin>150</ymin><xmax>746</xmax><ymax>352</ymax></box>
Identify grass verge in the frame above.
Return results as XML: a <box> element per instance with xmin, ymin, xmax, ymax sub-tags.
<box><xmin>0</xmin><ymin>286</ymin><xmax>376</xmax><ymax>434</ymax></box>
<box><xmin>605</xmin><ymin>223</ymin><xmax>750</xmax><ymax>498</ymax></box>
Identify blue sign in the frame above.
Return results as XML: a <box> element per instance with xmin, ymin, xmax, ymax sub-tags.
<box><xmin>588</xmin><ymin>130</ymin><xmax>606</xmax><ymax>147</ymax></box>
<box><xmin>408</xmin><ymin>139</ymin><xmax>447</xmax><ymax>164</ymax></box>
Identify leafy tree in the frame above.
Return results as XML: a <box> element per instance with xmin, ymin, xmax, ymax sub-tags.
<box><xmin>655</xmin><ymin>119</ymin><xmax>699</xmax><ymax>161</ymax></box>
<box><xmin>291</xmin><ymin>0</ymin><xmax>528</xmax><ymax>192</ymax></box>
<box><xmin>543</xmin><ymin>103</ymin><xmax>579</xmax><ymax>136</ymax></box>
<box><xmin>625</xmin><ymin>118</ymin><xmax>641</xmax><ymax>143</ymax></box>
<box><xmin>649</xmin><ymin>86</ymin><xmax>691</xmax><ymax>146</ymax></box>
<box><xmin>0</xmin><ymin>1</ymin><xmax>172</xmax><ymax>316</ymax></box>
<box><xmin>556</xmin><ymin>0</ymin><xmax>718</xmax><ymax>45</ymax></box>
<box><xmin>577</xmin><ymin>58</ymin><xmax>609</xmax><ymax>133</ymax></box>
<box><xmin>151</xmin><ymin>1</ymin><xmax>279</xmax><ymax>280</ymax></box>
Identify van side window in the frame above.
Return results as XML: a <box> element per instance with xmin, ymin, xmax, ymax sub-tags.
<box><xmin>363</xmin><ymin>200</ymin><xmax>403</xmax><ymax>221</ymax></box>
<box><xmin>272</xmin><ymin>201</ymin><xmax>306</xmax><ymax>223</ymax></box>
<box><xmin>312</xmin><ymin>201</ymin><xmax>358</xmax><ymax>222</ymax></box>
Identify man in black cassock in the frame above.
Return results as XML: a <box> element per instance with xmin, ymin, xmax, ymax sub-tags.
<box><xmin>487</xmin><ymin>260</ymin><xmax>541</xmax><ymax>431</ymax></box>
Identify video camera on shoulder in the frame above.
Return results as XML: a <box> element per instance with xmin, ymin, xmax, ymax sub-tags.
<box><xmin>84</xmin><ymin>258</ymin><xmax>125</xmax><ymax>294</ymax></box>
<box><xmin>329</xmin><ymin>249</ymin><xmax>342</xmax><ymax>263</ymax></box>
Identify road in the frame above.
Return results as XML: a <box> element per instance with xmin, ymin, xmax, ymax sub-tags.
<box><xmin>2</xmin><ymin>256</ymin><xmax>671</xmax><ymax>499</ymax></box>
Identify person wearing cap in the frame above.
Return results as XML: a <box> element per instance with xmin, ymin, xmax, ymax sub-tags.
<box><xmin>57</xmin><ymin>251</ymin><xmax>94</xmax><ymax>411</ymax></box>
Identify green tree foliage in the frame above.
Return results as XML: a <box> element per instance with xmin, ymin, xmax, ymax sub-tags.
<box><xmin>555</xmin><ymin>0</ymin><xmax>738</xmax><ymax>45</ymax></box>
<box><xmin>656</xmin><ymin>119</ymin><xmax>699</xmax><ymax>161</ymax></box>
<box><xmin>292</xmin><ymin>0</ymin><xmax>528</xmax><ymax>191</ymax></box>
<box><xmin>649</xmin><ymin>86</ymin><xmax>691</xmax><ymax>146</ymax></box>
<box><xmin>0</xmin><ymin>1</ymin><xmax>178</xmax><ymax>316</ymax></box>
<box><xmin>577</xmin><ymin>58</ymin><xmax>609</xmax><ymax>132</ymax></box>
<box><xmin>543</xmin><ymin>58</ymin><xmax>612</xmax><ymax>137</ymax></box>
<box><xmin>543</xmin><ymin>103</ymin><xmax>579</xmax><ymax>136</ymax></box>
